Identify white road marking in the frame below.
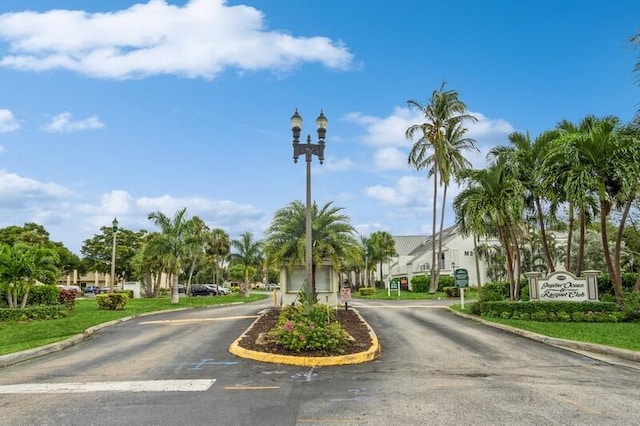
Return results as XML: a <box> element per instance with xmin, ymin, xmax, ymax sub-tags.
<box><xmin>351</xmin><ymin>304</ymin><xmax>448</xmax><ymax>309</ymax></box>
<box><xmin>0</xmin><ymin>379</ymin><xmax>215</xmax><ymax>394</ymax></box>
<box><xmin>140</xmin><ymin>315</ymin><xmax>258</xmax><ymax>324</ymax></box>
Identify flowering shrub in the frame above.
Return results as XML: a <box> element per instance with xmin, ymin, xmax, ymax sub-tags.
<box><xmin>58</xmin><ymin>288</ymin><xmax>78</xmax><ymax>309</ymax></box>
<box><xmin>268</xmin><ymin>304</ymin><xmax>349</xmax><ymax>353</ymax></box>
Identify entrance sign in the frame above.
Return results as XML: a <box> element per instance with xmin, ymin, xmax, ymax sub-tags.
<box><xmin>453</xmin><ymin>268</ymin><xmax>469</xmax><ymax>308</ymax></box>
<box><xmin>454</xmin><ymin>268</ymin><xmax>469</xmax><ymax>288</ymax></box>
<box><xmin>388</xmin><ymin>278</ymin><xmax>401</xmax><ymax>299</ymax></box>
<box><xmin>525</xmin><ymin>270</ymin><xmax>599</xmax><ymax>302</ymax></box>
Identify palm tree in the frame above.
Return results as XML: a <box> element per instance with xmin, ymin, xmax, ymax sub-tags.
<box><xmin>453</xmin><ymin>158</ymin><xmax>525</xmax><ymax>299</ymax></box>
<box><xmin>550</xmin><ymin>116</ymin><xmax>640</xmax><ymax>300</ymax></box>
<box><xmin>546</xmin><ymin>116</ymin><xmax>600</xmax><ymax>276</ymax></box>
<box><xmin>369</xmin><ymin>231</ymin><xmax>396</xmax><ymax>285</ymax></box>
<box><xmin>0</xmin><ymin>243</ymin><xmax>59</xmax><ymax>308</ymax></box>
<box><xmin>230</xmin><ymin>232</ymin><xmax>263</xmax><ymax>297</ymax></box>
<box><xmin>205</xmin><ymin>228</ymin><xmax>230</xmax><ymax>286</ymax></box>
<box><xmin>147</xmin><ymin>207</ymin><xmax>192</xmax><ymax>304</ymax></box>
<box><xmin>406</xmin><ymin>82</ymin><xmax>477</xmax><ymax>293</ymax></box>
<box><xmin>490</xmin><ymin>130</ymin><xmax>558</xmax><ymax>274</ymax></box>
<box><xmin>263</xmin><ymin>200</ymin><xmax>358</xmax><ymax>300</ymax></box>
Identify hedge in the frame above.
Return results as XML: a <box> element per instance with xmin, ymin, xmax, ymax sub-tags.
<box><xmin>0</xmin><ymin>305</ymin><xmax>69</xmax><ymax>322</ymax></box>
<box><xmin>478</xmin><ymin>300</ymin><xmax>624</xmax><ymax>322</ymax></box>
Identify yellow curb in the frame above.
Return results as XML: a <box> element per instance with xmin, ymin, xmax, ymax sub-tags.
<box><xmin>228</xmin><ymin>308</ymin><xmax>381</xmax><ymax>367</ymax></box>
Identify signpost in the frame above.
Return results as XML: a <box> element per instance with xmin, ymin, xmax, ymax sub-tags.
<box><xmin>454</xmin><ymin>268</ymin><xmax>469</xmax><ymax>308</ymax></box>
<box><xmin>388</xmin><ymin>278</ymin><xmax>401</xmax><ymax>299</ymax></box>
<box><xmin>340</xmin><ymin>287</ymin><xmax>351</xmax><ymax>310</ymax></box>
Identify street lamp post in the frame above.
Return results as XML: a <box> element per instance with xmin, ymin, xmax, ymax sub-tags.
<box><xmin>291</xmin><ymin>109</ymin><xmax>327</xmax><ymax>301</ymax></box>
<box><xmin>110</xmin><ymin>218</ymin><xmax>118</xmax><ymax>293</ymax></box>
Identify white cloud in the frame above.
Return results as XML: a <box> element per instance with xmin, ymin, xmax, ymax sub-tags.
<box><xmin>0</xmin><ymin>109</ymin><xmax>20</xmax><ymax>132</ymax></box>
<box><xmin>0</xmin><ymin>0</ymin><xmax>354</xmax><ymax>79</ymax></box>
<box><xmin>77</xmin><ymin>189</ymin><xmax>267</xmax><ymax>239</ymax></box>
<box><xmin>364</xmin><ymin>175</ymin><xmax>427</xmax><ymax>206</ymax></box>
<box><xmin>43</xmin><ymin>112</ymin><xmax>105</xmax><ymax>133</ymax></box>
<box><xmin>373</xmin><ymin>147</ymin><xmax>407</xmax><ymax>170</ymax></box>
<box><xmin>347</xmin><ymin>106</ymin><xmax>514</xmax><ymax>172</ymax></box>
<box><xmin>0</xmin><ymin>169</ymin><xmax>73</xmax><ymax>203</ymax></box>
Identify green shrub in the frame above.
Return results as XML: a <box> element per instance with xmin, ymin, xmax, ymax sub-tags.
<box><xmin>520</xmin><ymin>284</ymin><xmax>530</xmax><ymax>301</ymax></box>
<box><xmin>359</xmin><ymin>287</ymin><xmax>375</xmax><ymax>296</ymax></box>
<box><xmin>620</xmin><ymin>290</ymin><xmax>640</xmax><ymax>321</ymax></box>
<box><xmin>479</xmin><ymin>282</ymin><xmax>509</xmax><ymax>302</ymax></box>
<box><xmin>438</xmin><ymin>276</ymin><xmax>454</xmax><ymax>292</ymax></box>
<box><xmin>410</xmin><ymin>275</ymin><xmax>428</xmax><ymax>292</ymax></box>
<box><xmin>115</xmin><ymin>289</ymin><xmax>134</xmax><ymax>299</ymax></box>
<box><xmin>444</xmin><ymin>287</ymin><xmax>460</xmax><ymax>297</ymax></box>
<box><xmin>29</xmin><ymin>285</ymin><xmax>60</xmax><ymax>306</ymax></box>
<box><xmin>268</xmin><ymin>305</ymin><xmax>349</xmax><ymax>353</ymax></box>
<box><xmin>479</xmin><ymin>300</ymin><xmax>621</xmax><ymax>322</ymax></box>
<box><xmin>0</xmin><ymin>305</ymin><xmax>69</xmax><ymax>321</ymax></box>
<box><xmin>96</xmin><ymin>293</ymin><xmax>129</xmax><ymax>310</ymax></box>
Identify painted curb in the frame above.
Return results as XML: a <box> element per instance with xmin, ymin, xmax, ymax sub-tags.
<box><xmin>448</xmin><ymin>308</ymin><xmax>640</xmax><ymax>363</ymax></box>
<box><xmin>228</xmin><ymin>308</ymin><xmax>381</xmax><ymax>367</ymax></box>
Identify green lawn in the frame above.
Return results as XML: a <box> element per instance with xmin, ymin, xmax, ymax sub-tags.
<box><xmin>486</xmin><ymin>318</ymin><xmax>640</xmax><ymax>351</ymax></box>
<box><xmin>0</xmin><ymin>294</ymin><xmax>267</xmax><ymax>355</ymax></box>
<box><xmin>451</xmin><ymin>304</ymin><xmax>640</xmax><ymax>352</ymax></box>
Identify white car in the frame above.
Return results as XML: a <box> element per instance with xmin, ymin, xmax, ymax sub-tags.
<box><xmin>215</xmin><ymin>285</ymin><xmax>230</xmax><ymax>295</ymax></box>
<box><xmin>266</xmin><ymin>283</ymin><xmax>280</xmax><ymax>291</ymax></box>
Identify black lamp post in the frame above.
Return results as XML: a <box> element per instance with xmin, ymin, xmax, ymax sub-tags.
<box><xmin>291</xmin><ymin>109</ymin><xmax>327</xmax><ymax>300</ymax></box>
<box><xmin>110</xmin><ymin>218</ymin><xmax>118</xmax><ymax>292</ymax></box>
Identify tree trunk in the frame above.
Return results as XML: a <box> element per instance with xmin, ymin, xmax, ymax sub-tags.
<box><xmin>435</xmin><ymin>184</ymin><xmax>448</xmax><ymax>291</ymax></box>
<box><xmin>429</xmin><ymin>164</ymin><xmax>439</xmax><ymax>294</ymax></box>
<box><xmin>535</xmin><ymin>197</ymin><xmax>555</xmax><ymax>273</ymax></box>
<box><xmin>565</xmin><ymin>203</ymin><xmax>574</xmax><ymax>271</ymax></box>
<box><xmin>576</xmin><ymin>209</ymin><xmax>586</xmax><ymax>276</ymax></box>
<box><xmin>599</xmin><ymin>199</ymin><xmax>622</xmax><ymax>301</ymax></box>
<box><xmin>614</xmin><ymin>197</ymin><xmax>633</xmax><ymax>284</ymax></box>
<box><xmin>170</xmin><ymin>273</ymin><xmax>179</xmax><ymax>304</ymax></box>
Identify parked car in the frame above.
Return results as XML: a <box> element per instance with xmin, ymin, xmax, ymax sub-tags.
<box><xmin>266</xmin><ymin>283</ymin><xmax>281</xmax><ymax>291</ymax></box>
<box><xmin>214</xmin><ymin>285</ymin><xmax>230</xmax><ymax>295</ymax></box>
<box><xmin>189</xmin><ymin>284</ymin><xmax>217</xmax><ymax>297</ymax></box>
<box><xmin>84</xmin><ymin>285</ymin><xmax>100</xmax><ymax>294</ymax></box>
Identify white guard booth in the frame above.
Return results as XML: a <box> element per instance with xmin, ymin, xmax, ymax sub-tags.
<box><xmin>279</xmin><ymin>261</ymin><xmax>340</xmax><ymax>306</ymax></box>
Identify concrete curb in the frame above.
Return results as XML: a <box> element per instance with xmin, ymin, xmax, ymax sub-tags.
<box><xmin>448</xmin><ymin>308</ymin><xmax>640</xmax><ymax>363</ymax></box>
<box><xmin>228</xmin><ymin>308</ymin><xmax>381</xmax><ymax>367</ymax></box>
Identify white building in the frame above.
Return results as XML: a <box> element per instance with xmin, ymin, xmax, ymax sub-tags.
<box><xmin>384</xmin><ymin>226</ymin><xmax>488</xmax><ymax>290</ymax></box>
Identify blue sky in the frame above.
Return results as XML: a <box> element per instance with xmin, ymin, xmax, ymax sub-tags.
<box><xmin>0</xmin><ymin>0</ymin><xmax>638</xmax><ymax>255</ymax></box>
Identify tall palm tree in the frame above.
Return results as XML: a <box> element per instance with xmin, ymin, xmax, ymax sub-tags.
<box><xmin>205</xmin><ymin>228</ymin><xmax>230</xmax><ymax>286</ymax></box>
<box><xmin>551</xmin><ymin>116</ymin><xmax>640</xmax><ymax>300</ymax></box>
<box><xmin>406</xmin><ymin>82</ymin><xmax>477</xmax><ymax>293</ymax></box>
<box><xmin>147</xmin><ymin>207</ymin><xmax>192</xmax><ymax>304</ymax></box>
<box><xmin>453</xmin><ymin>158</ymin><xmax>525</xmax><ymax>299</ymax></box>
<box><xmin>369</xmin><ymin>231</ymin><xmax>396</xmax><ymax>285</ymax></box>
<box><xmin>181</xmin><ymin>216</ymin><xmax>209</xmax><ymax>296</ymax></box>
<box><xmin>263</xmin><ymin>200</ymin><xmax>358</xmax><ymax>300</ymax></box>
<box><xmin>230</xmin><ymin>232</ymin><xmax>263</xmax><ymax>297</ymax></box>
<box><xmin>545</xmin><ymin>116</ymin><xmax>600</xmax><ymax>276</ymax></box>
<box><xmin>490</xmin><ymin>130</ymin><xmax>557</xmax><ymax>274</ymax></box>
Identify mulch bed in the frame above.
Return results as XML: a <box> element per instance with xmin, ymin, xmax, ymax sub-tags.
<box><xmin>236</xmin><ymin>307</ymin><xmax>374</xmax><ymax>357</ymax></box>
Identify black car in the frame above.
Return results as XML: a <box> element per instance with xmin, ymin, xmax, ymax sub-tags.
<box><xmin>189</xmin><ymin>284</ymin><xmax>217</xmax><ymax>296</ymax></box>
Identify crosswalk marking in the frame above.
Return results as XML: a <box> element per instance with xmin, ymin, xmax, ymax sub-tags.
<box><xmin>0</xmin><ymin>379</ymin><xmax>215</xmax><ymax>394</ymax></box>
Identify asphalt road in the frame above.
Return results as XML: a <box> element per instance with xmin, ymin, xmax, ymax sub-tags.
<box><xmin>0</xmin><ymin>298</ymin><xmax>639</xmax><ymax>425</ymax></box>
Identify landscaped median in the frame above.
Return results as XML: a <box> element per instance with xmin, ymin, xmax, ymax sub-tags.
<box><xmin>228</xmin><ymin>308</ymin><xmax>380</xmax><ymax>367</ymax></box>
